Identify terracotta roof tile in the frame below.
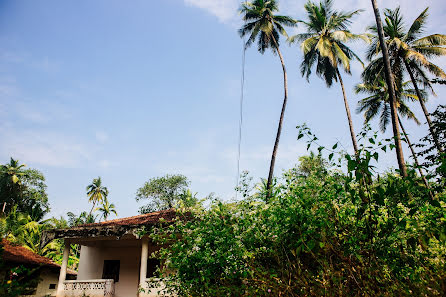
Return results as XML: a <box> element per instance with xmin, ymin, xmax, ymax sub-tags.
<box><xmin>79</xmin><ymin>208</ymin><xmax>176</xmax><ymax>228</ymax></box>
<box><xmin>1</xmin><ymin>239</ymin><xmax>77</xmax><ymax>276</ymax></box>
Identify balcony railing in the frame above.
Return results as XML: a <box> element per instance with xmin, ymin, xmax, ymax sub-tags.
<box><xmin>63</xmin><ymin>279</ymin><xmax>115</xmax><ymax>297</ymax></box>
<box><xmin>139</xmin><ymin>278</ymin><xmax>172</xmax><ymax>297</ymax></box>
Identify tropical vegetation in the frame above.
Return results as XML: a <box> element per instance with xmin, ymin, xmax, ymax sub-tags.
<box><xmin>1</xmin><ymin>0</ymin><xmax>446</xmax><ymax>296</ymax></box>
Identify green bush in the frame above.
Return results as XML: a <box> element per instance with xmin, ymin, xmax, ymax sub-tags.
<box><xmin>151</xmin><ymin>133</ymin><xmax>445</xmax><ymax>296</ymax></box>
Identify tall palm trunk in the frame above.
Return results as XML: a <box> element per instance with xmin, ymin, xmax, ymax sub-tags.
<box><xmin>403</xmin><ymin>60</ymin><xmax>443</xmax><ymax>153</ymax></box>
<box><xmin>398</xmin><ymin>116</ymin><xmax>430</xmax><ymax>189</ymax></box>
<box><xmin>266</xmin><ymin>36</ymin><xmax>288</xmax><ymax>198</ymax></box>
<box><xmin>89</xmin><ymin>200</ymin><xmax>96</xmax><ymax>217</ymax></box>
<box><xmin>370</xmin><ymin>0</ymin><xmax>407</xmax><ymax>177</ymax></box>
<box><xmin>336</xmin><ymin>69</ymin><xmax>359</xmax><ymax>154</ymax></box>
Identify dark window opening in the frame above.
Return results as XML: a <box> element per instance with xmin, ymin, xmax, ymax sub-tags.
<box><xmin>49</xmin><ymin>284</ymin><xmax>56</xmax><ymax>289</ymax></box>
<box><xmin>102</xmin><ymin>260</ymin><xmax>120</xmax><ymax>282</ymax></box>
<box><xmin>146</xmin><ymin>258</ymin><xmax>161</xmax><ymax>278</ymax></box>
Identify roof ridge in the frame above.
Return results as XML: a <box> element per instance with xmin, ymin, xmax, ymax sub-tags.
<box><xmin>78</xmin><ymin>208</ymin><xmax>175</xmax><ymax>227</ymax></box>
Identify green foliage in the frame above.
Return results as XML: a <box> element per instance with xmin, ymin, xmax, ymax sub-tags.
<box><xmin>363</xmin><ymin>7</ymin><xmax>446</xmax><ymax>91</ymax></box>
<box><xmin>355</xmin><ymin>79</ymin><xmax>422</xmax><ymax>132</ymax></box>
<box><xmin>95</xmin><ymin>197</ymin><xmax>118</xmax><ymax>222</ymax></box>
<box><xmin>417</xmin><ymin>105</ymin><xmax>446</xmax><ymax>180</ymax></box>
<box><xmin>0</xmin><ymin>244</ymin><xmax>41</xmax><ymax>297</ymax></box>
<box><xmin>86</xmin><ymin>177</ymin><xmax>109</xmax><ymax>216</ymax></box>
<box><xmin>291</xmin><ymin>0</ymin><xmax>368</xmax><ymax>86</ymax></box>
<box><xmin>136</xmin><ymin>174</ymin><xmax>190</xmax><ymax>214</ymax></box>
<box><xmin>151</xmin><ymin>127</ymin><xmax>445</xmax><ymax>296</ymax></box>
<box><xmin>0</xmin><ymin>158</ymin><xmax>50</xmax><ymax>221</ymax></box>
<box><xmin>239</xmin><ymin>0</ymin><xmax>296</xmax><ymax>53</ymax></box>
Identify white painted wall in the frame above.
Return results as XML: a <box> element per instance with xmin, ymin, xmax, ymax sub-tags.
<box><xmin>21</xmin><ymin>268</ymin><xmax>60</xmax><ymax>297</ymax></box>
<box><xmin>77</xmin><ymin>245</ymin><xmax>141</xmax><ymax>297</ymax></box>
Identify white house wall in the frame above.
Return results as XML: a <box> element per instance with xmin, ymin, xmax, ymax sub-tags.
<box><xmin>21</xmin><ymin>268</ymin><xmax>59</xmax><ymax>297</ymax></box>
<box><xmin>77</xmin><ymin>245</ymin><xmax>141</xmax><ymax>297</ymax></box>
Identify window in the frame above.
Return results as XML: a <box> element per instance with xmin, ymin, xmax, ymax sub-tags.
<box><xmin>146</xmin><ymin>258</ymin><xmax>161</xmax><ymax>278</ymax></box>
<box><xmin>49</xmin><ymin>284</ymin><xmax>56</xmax><ymax>289</ymax></box>
<box><xmin>102</xmin><ymin>260</ymin><xmax>120</xmax><ymax>282</ymax></box>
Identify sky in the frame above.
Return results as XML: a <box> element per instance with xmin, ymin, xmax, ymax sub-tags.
<box><xmin>1</xmin><ymin>0</ymin><xmax>445</xmax><ymax>219</ymax></box>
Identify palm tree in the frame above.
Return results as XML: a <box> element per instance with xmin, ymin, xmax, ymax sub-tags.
<box><xmin>290</xmin><ymin>0</ymin><xmax>369</xmax><ymax>154</ymax></box>
<box><xmin>355</xmin><ymin>79</ymin><xmax>429</xmax><ymax>185</ymax></box>
<box><xmin>239</xmin><ymin>0</ymin><xmax>296</xmax><ymax>196</ymax></box>
<box><xmin>368</xmin><ymin>0</ymin><xmax>407</xmax><ymax>177</ymax></box>
<box><xmin>365</xmin><ymin>7</ymin><xmax>446</xmax><ymax>153</ymax></box>
<box><xmin>67</xmin><ymin>211</ymin><xmax>96</xmax><ymax>227</ymax></box>
<box><xmin>86</xmin><ymin>177</ymin><xmax>109</xmax><ymax>216</ymax></box>
<box><xmin>239</xmin><ymin>0</ymin><xmax>296</xmax><ymax>197</ymax></box>
<box><xmin>95</xmin><ymin>197</ymin><xmax>117</xmax><ymax>222</ymax></box>
<box><xmin>355</xmin><ymin>80</ymin><xmax>421</xmax><ymax>132</ymax></box>
<box><xmin>0</xmin><ymin>158</ymin><xmax>26</xmax><ymax>214</ymax></box>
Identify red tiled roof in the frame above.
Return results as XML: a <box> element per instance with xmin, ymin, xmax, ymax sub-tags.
<box><xmin>1</xmin><ymin>239</ymin><xmax>77</xmax><ymax>276</ymax></box>
<box><xmin>79</xmin><ymin>208</ymin><xmax>176</xmax><ymax>228</ymax></box>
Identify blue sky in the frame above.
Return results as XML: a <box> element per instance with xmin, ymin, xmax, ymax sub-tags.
<box><xmin>1</xmin><ymin>0</ymin><xmax>445</xmax><ymax>219</ymax></box>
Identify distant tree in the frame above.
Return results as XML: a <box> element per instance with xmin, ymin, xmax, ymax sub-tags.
<box><xmin>290</xmin><ymin>0</ymin><xmax>368</xmax><ymax>155</ymax></box>
<box><xmin>86</xmin><ymin>177</ymin><xmax>108</xmax><ymax>216</ymax></box>
<box><xmin>136</xmin><ymin>174</ymin><xmax>189</xmax><ymax>214</ymax></box>
<box><xmin>297</xmin><ymin>152</ymin><xmax>328</xmax><ymax>177</ymax></box>
<box><xmin>0</xmin><ymin>158</ymin><xmax>49</xmax><ymax>221</ymax></box>
<box><xmin>239</xmin><ymin>0</ymin><xmax>296</xmax><ymax>197</ymax></box>
<box><xmin>67</xmin><ymin>211</ymin><xmax>96</xmax><ymax>227</ymax></box>
<box><xmin>95</xmin><ymin>197</ymin><xmax>117</xmax><ymax>222</ymax></box>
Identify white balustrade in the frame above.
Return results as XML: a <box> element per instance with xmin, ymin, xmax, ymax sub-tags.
<box><xmin>139</xmin><ymin>278</ymin><xmax>172</xmax><ymax>297</ymax></box>
<box><xmin>63</xmin><ymin>279</ymin><xmax>114</xmax><ymax>297</ymax></box>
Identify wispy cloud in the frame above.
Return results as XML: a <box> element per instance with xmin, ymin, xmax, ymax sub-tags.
<box><xmin>0</xmin><ymin>123</ymin><xmax>93</xmax><ymax>168</ymax></box>
<box><xmin>184</xmin><ymin>0</ymin><xmax>239</xmax><ymax>23</ymax></box>
<box><xmin>0</xmin><ymin>79</ymin><xmax>105</xmax><ymax>169</ymax></box>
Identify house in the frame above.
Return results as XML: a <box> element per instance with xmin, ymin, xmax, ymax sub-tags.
<box><xmin>1</xmin><ymin>239</ymin><xmax>77</xmax><ymax>297</ymax></box>
<box><xmin>41</xmin><ymin>209</ymin><xmax>177</xmax><ymax>297</ymax></box>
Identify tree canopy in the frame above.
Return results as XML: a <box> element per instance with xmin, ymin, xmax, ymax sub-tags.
<box><xmin>136</xmin><ymin>174</ymin><xmax>190</xmax><ymax>213</ymax></box>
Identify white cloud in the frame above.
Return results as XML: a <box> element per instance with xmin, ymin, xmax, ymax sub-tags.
<box><xmin>0</xmin><ymin>123</ymin><xmax>93</xmax><ymax>168</ymax></box>
<box><xmin>184</xmin><ymin>0</ymin><xmax>239</xmax><ymax>23</ymax></box>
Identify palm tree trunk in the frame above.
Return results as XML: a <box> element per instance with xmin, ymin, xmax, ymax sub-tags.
<box><xmin>336</xmin><ymin>69</ymin><xmax>359</xmax><ymax>154</ymax></box>
<box><xmin>266</xmin><ymin>36</ymin><xmax>289</xmax><ymax>199</ymax></box>
<box><xmin>398</xmin><ymin>116</ymin><xmax>430</xmax><ymax>189</ymax></box>
<box><xmin>89</xmin><ymin>201</ymin><xmax>96</xmax><ymax>217</ymax></box>
<box><xmin>403</xmin><ymin>60</ymin><xmax>443</xmax><ymax>153</ymax></box>
<box><xmin>370</xmin><ymin>0</ymin><xmax>407</xmax><ymax>177</ymax></box>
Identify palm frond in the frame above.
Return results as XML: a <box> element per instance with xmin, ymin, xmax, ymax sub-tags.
<box><xmin>407</xmin><ymin>8</ymin><xmax>429</xmax><ymax>42</ymax></box>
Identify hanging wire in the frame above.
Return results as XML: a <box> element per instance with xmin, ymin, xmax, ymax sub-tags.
<box><xmin>236</xmin><ymin>25</ymin><xmax>247</xmax><ymax>199</ymax></box>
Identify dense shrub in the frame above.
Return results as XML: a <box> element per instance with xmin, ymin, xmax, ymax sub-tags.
<box><xmin>151</xmin><ymin>134</ymin><xmax>445</xmax><ymax>296</ymax></box>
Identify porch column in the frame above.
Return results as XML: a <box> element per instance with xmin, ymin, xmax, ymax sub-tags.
<box><xmin>56</xmin><ymin>241</ymin><xmax>70</xmax><ymax>297</ymax></box>
<box><xmin>139</xmin><ymin>237</ymin><xmax>149</xmax><ymax>294</ymax></box>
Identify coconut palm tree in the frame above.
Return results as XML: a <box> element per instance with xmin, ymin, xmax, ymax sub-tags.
<box><xmin>368</xmin><ymin>0</ymin><xmax>408</xmax><ymax>177</ymax></box>
<box><xmin>290</xmin><ymin>0</ymin><xmax>369</xmax><ymax>154</ymax></box>
<box><xmin>355</xmin><ymin>80</ymin><xmax>421</xmax><ymax>132</ymax></box>
<box><xmin>0</xmin><ymin>158</ymin><xmax>26</xmax><ymax>214</ymax></box>
<box><xmin>365</xmin><ymin>7</ymin><xmax>446</xmax><ymax>153</ymax></box>
<box><xmin>355</xmin><ymin>79</ymin><xmax>429</xmax><ymax>185</ymax></box>
<box><xmin>239</xmin><ymin>0</ymin><xmax>296</xmax><ymax>196</ymax></box>
<box><xmin>86</xmin><ymin>177</ymin><xmax>109</xmax><ymax>216</ymax></box>
<box><xmin>95</xmin><ymin>197</ymin><xmax>117</xmax><ymax>222</ymax></box>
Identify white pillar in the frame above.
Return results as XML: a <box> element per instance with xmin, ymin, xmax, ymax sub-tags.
<box><xmin>139</xmin><ymin>238</ymin><xmax>149</xmax><ymax>295</ymax></box>
<box><xmin>56</xmin><ymin>241</ymin><xmax>70</xmax><ymax>297</ymax></box>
